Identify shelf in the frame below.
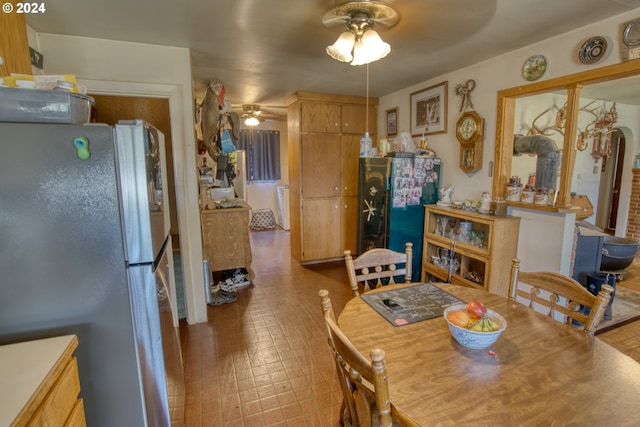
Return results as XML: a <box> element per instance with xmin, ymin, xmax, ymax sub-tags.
<box><xmin>422</xmin><ymin>205</ymin><xmax>520</xmax><ymax>297</ymax></box>
<box><xmin>423</xmin><ymin>263</ymin><xmax>484</xmax><ymax>290</ymax></box>
<box><xmin>425</xmin><ymin>232</ymin><xmax>489</xmax><ymax>258</ymax></box>
<box><xmin>424</xmin><ymin>242</ymin><xmax>486</xmax><ymax>285</ymax></box>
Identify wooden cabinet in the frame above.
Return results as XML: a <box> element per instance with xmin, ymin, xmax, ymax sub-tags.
<box><xmin>341</xmin><ymin>196</ymin><xmax>359</xmax><ymax>255</ymax></box>
<box><xmin>287</xmin><ymin>92</ymin><xmax>378</xmax><ymax>263</ymax></box>
<box><xmin>341</xmin><ymin>135</ymin><xmax>361</xmax><ymax>197</ymax></box>
<box><xmin>200</xmin><ymin>202</ymin><xmax>254</xmax><ymax>280</ymax></box>
<box><xmin>299</xmin><ymin>100</ymin><xmax>376</xmax><ymax>135</ymax></box>
<box><xmin>301</xmin><ymin>134</ymin><xmax>342</xmax><ymax>198</ymax></box>
<box><xmin>300</xmin><ymin>103</ymin><xmax>341</xmax><ymax>133</ymax></box>
<box><xmin>301</xmin><ymin>198</ymin><xmax>342</xmax><ymax>260</ymax></box>
<box><xmin>422</xmin><ymin>206</ymin><xmax>520</xmax><ymax>297</ymax></box>
<box><xmin>341</xmin><ymin>103</ymin><xmax>376</xmax><ymax>135</ymax></box>
<box><xmin>0</xmin><ymin>335</ymin><xmax>85</xmax><ymax>427</ymax></box>
<box><xmin>0</xmin><ymin>1</ymin><xmax>32</xmax><ymax>76</ymax></box>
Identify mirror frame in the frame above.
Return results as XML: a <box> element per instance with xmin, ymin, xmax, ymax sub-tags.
<box><xmin>493</xmin><ymin>59</ymin><xmax>640</xmax><ymax>213</ymax></box>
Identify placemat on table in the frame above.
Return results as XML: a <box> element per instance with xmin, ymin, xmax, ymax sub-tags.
<box><xmin>360</xmin><ymin>283</ymin><xmax>465</xmax><ymax>327</ymax></box>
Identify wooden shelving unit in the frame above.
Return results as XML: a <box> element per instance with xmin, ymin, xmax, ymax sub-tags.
<box><xmin>422</xmin><ymin>205</ymin><xmax>520</xmax><ymax>297</ymax></box>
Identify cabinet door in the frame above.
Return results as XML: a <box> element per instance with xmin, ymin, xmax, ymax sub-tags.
<box><xmin>302</xmin><ymin>198</ymin><xmax>341</xmax><ymax>260</ymax></box>
<box><xmin>201</xmin><ymin>210</ymin><xmax>250</xmax><ymax>271</ymax></box>
<box><xmin>342</xmin><ymin>196</ymin><xmax>359</xmax><ymax>255</ymax></box>
<box><xmin>341</xmin><ymin>135</ymin><xmax>360</xmax><ymax>196</ymax></box>
<box><xmin>301</xmin><ymin>102</ymin><xmax>341</xmax><ymax>133</ymax></box>
<box><xmin>301</xmin><ymin>134</ymin><xmax>342</xmax><ymax>198</ymax></box>
<box><xmin>0</xmin><ymin>7</ymin><xmax>32</xmax><ymax>76</ymax></box>
<box><xmin>341</xmin><ymin>104</ymin><xmax>377</xmax><ymax>135</ymax></box>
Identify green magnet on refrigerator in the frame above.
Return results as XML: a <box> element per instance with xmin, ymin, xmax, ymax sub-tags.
<box><xmin>73</xmin><ymin>137</ymin><xmax>90</xmax><ymax>160</ymax></box>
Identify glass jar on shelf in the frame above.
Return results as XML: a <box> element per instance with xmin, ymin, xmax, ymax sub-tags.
<box><xmin>521</xmin><ymin>184</ymin><xmax>535</xmax><ymax>203</ymax></box>
<box><xmin>505</xmin><ymin>176</ymin><xmax>522</xmax><ymax>201</ymax></box>
<box><xmin>534</xmin><ymin>188</ymin><xmax>549</xmax><ymax>205</ymax></box>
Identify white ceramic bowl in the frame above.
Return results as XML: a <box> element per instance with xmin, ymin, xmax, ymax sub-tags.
<box><xmin>443</xmin><ymin>304</ymin><xmax>507</xmax><ymax>349</ymax></box>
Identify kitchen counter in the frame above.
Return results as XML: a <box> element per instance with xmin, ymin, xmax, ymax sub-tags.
<box><xmin>200</xmin><ymin>199</ymin><xmax>251</xmax><ymax>212</ymax></box>
<box><xmin>0</xmin><ymin>334</ymin><xmax>85</xmax><ymax>426</ymax></box>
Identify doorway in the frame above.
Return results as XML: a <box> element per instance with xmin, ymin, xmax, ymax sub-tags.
<box><xmin>596</xmin><ymin>128</ymin><xmax>625</xmax><ymax>234</ymax></box>
<box><xmin>91</xmin><ymin>95</ymin><xmax>185</xmax><ymax>318</ymax></box>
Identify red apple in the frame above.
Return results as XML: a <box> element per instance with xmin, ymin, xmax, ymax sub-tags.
<box><xmin>465</xmin><ymin>301</ymin><xmax>487</xmax><ymax>319</ymax></box>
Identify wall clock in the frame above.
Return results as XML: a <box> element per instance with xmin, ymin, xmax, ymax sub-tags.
<box><xmin>456</xmin><ymin>110</ymin><xmax>484</xmax><ymax>173</ymax></box>
<box><xmin>456</xmin><ymin>110</ymin><xmax>483</xmax><ymax>144</ymax></box>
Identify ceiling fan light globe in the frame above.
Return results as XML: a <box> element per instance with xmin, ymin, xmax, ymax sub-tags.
<box><xmin>244</xmin><ymin>116</ymin><xmax>260</xmax><ymax>126</ymax></box>
<box><xmin>326</xmin><ymin>31</ymin><xmax>355</xmax><ymax>62</ymax></box>
<box><xmin>364</xmin><ymin>29</ymin><xmax>390</xmax><ymax>56</ymax></box>
<box><xmin>350</xmin><ymin>29</ymin><xmax>390</xmax><ymax>65</ymax></box>
<box><xmin>350</xmin><ymin>40</ymin><xmax>372</xmax><ymax>65</ymax></box>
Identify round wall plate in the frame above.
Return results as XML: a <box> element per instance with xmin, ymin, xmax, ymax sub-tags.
<box><xmin>623</xmin><ymin>19</ymin><xmax>640</xmax><ymax>46</ymax></box>
<box><xmin>579</xmin><ymin>36</ymin><xmax>607</xmax><ymax>64</ymax></box>
<box><xmin>522</xmin><ymin>55</ymin><xmax>547</xmax><ymax>81</ymax></box>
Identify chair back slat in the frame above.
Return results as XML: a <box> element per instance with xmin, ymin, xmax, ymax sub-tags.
<box><xmin>509</xmin><ymin>258</ymin><xmax>613</xmax><ymax>334</ymax></box>
<box><xmin>345</xmin><ymin>243</ymin><xmax>413</xmax><ymax>296</ymax></box>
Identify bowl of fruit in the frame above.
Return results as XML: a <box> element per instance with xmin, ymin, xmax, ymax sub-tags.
<box><xmin>443</xmin><ymin>301</ymin><xmax>507</xmax><ymax>349</ymax></box>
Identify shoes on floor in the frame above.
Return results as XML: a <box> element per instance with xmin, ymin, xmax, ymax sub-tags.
<box><xmin>208</xmin><ymin>279</ymin><xmax>237</xmax><ymax>306</ymax></box>
<box><xmin>231</xmin><ymin>269</ymin><xmax>250</xmax><ymax>287</ymax></box>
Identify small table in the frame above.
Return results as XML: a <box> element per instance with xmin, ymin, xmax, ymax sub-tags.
<box><xmin>338</xmin><ymin>282</ymin><xmax>640</xmax><ymax>426</ymax></box>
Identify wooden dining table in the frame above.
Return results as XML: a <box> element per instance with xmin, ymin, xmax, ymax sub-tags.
<box><xmin>338</xmin><ymin>282</ymin><xmax>640</xmax><ymax>426</ymax></box>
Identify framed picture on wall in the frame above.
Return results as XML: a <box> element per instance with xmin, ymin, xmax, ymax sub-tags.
<box><xmin>386</xmin><ymin>107</ymin><xmax>398</xmax><ymax>137</ymax></box>
<box><xmin>410</xmin><ymin>81</ymin><xmax>448</xmax><ymax>136</ymax></box>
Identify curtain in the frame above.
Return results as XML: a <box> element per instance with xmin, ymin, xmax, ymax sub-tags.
<box><xmin>237</xmin><ymin>129</ymin><xmax>281</xmax><ymax>181</ymax></box>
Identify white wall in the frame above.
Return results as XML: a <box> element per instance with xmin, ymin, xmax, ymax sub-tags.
<box><xmin>378</xmin><ymin>9</ymin><xmax>640</xmax><ymax>272</ymax></box>
<box><xmin>509</xmin><ymin>208</ymin><xmax>576</xmax><ymax>274</ymax></box>
<box><xmin>34</xmin><ymin>33</ymin><xmax>208</xmax><ymax>324</ymax></box>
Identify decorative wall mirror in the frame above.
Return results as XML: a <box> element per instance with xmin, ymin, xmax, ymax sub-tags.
<box><xmin>493</xmin><ymin>60</ymin><xmax>640</xmax><ymax>227</ymax></box>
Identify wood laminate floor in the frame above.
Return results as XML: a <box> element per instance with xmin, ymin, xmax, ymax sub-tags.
<box><xmin>176</xmin><ymin>228</ymin><xmax>640</xmax><ymax>426</ymax></box>
<box><xmin>596</xmin><ymin>257</ymin><xmax>640</xmax><ymax>361</ymax></box>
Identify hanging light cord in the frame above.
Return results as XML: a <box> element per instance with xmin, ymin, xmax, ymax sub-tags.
<box><xmin>365</xmin><ymin>63</ymin><xmax>369</xmax><ymax>133</ymax></box>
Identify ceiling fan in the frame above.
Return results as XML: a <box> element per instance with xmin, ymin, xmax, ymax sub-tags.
<box><xmin>238</xmin><ymin>104</ymin><xmax>286</xmax><ymax>125</ymax></box>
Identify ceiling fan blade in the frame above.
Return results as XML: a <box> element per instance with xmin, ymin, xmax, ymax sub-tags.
<box><xmin>259</xmin><ymin>112</ymin><xmax>286</xmax><ymax>121</ymax></box>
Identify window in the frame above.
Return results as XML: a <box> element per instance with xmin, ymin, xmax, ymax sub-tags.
<box><xmin>236</xmin><ymin>129</ymin><xmax>281</xmax><ymax>182</ymax></box>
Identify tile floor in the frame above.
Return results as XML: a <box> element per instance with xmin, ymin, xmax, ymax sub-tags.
<box><xmin>176</xmin><ymin>228</ymin><xmax>640</xmax><ymax>426</ymax></box>
<box><xmin>178</xmin><ymin>229</ymin><xmax>353</xmax><ymax>426</ymax></box>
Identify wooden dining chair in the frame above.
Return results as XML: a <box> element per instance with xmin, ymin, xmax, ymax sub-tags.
<box><xmin>344</xmin><ymin>243</ymin><xmax>413</xmax><ymax>297</ymax></box>
<box><xmin>318</xmin><ymin>290</ymin><xmax>406</xmax><ymax>427</ymax></box>
<box><xmin>509</xmin><ymin>258</ymin><xmax>614</xmax><ymax>334</ymax></box>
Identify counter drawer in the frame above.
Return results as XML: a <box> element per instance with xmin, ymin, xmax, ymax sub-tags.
<box><xmin>27</xmin><ymin>357</ymin><xmax>81</xmax><ymax>427</ymax></box>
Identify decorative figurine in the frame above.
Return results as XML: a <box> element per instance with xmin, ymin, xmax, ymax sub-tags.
<box><xmin>437</xmin><ymin>185</ymin><xmax>455</xmax><ymax>207</ymax></box>
<box><xmin>479</xmin><ymin>191</ymin><xmax>492</xmax><ymax>214</ymax></box>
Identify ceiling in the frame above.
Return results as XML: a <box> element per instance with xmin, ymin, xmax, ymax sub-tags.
<box><xmin>25</xmin><ymin>0</ymin><xmax>640</xmax><ymax>112</ymax></box>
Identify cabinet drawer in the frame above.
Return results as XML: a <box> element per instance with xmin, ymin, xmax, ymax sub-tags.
<box><xmin>28</xmin><ymin>357</ymin><xmax>81</xmax><ymax>427</ymax></box>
